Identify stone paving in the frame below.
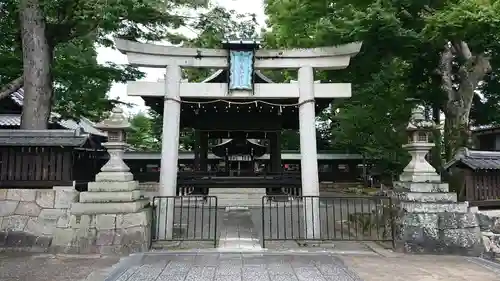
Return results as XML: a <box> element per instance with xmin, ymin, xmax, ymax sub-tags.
<box><xmin>342</xmin><ymin>254</ymin><xmax>500</xmax><ymax>281</ymax></box>
<box><xmin>218</xmin><ymin>208</ymin><xmax>262</xmax><ymax>251</ymax></box>
<box><xmin>1</xmin><ymin>248</ymin><xmax>500</xmax><ymax>280</ymax></box>
<box><xmin>97</xmin><ymin>251</ymin><xmax>500</xmax><ymax>281</ymax></box>
<box><xmin>104</xmin><ymin>252</ymin><xmax>363</xmax><ymax>281</ymax></box>
<box><xmin>0</xmin><ymin>252</ymin><xmax>119</xmax><ymax>281</ymax></box>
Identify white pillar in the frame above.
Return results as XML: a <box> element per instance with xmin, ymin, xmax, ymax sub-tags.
<box><xmin>298</xmin><ymin>66</ymin><xmax>321</xmax><ymax>239</ymax></box>
<box><xmin>159</xmin><ymin>64</ymin><xmax>182</xmax><ymax>239</ymax></box>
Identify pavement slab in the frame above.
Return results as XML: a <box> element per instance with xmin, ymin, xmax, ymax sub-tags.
<box><xmin>0</xmin><ymin>252</ymin><xmax>119</xmax><ymax>281</ymax></box>
<box><xmin>1</xmin><ymin>250</ymin><xmax>500</xmax><ymax>281</ymax></box>
<box><xmin>340</xmin><ymin>254</ymin><xmax>500</xmax><ymax>281</ymax></box>
<box><xmin>103</xmin><ymin>252</ymin><xmax>363</xmax><ymax>281</ymax></box>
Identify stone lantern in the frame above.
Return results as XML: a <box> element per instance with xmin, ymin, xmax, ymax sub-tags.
<box><xmin>399</xmin><ymin>105</ymin><xmax>441</xmax><ymax>182</ymax></box>
<box><xmin>94</xmin><ymin>106</ymin><xmax>133</xmax><ymax>182</ymax></box>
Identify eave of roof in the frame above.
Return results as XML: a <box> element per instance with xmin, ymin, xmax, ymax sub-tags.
<box><xmin>444</xmin><ymin>147</ymin><xmax>500</xmax><ymax>170</ymax></box>
<box><xmin>2</xmin><ymin>89</ymin><xmax>106</xmax><ymax>137</ymax></box>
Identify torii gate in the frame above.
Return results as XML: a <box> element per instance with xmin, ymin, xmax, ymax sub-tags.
<box><xmin>115</xmin><ymin>38</ymin><xmax>361</xmax><ymax>239</ymax></box>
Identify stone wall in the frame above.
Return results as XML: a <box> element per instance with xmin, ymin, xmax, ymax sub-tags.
<box><xmin>394</xmin><ymin>182</ymin><xmax>483</xmax><ymax>256</ymax></box>
<box><xmin>0</xmin><ymin>187</ymin><xmax>78</xmax><ymax>251</ymax></box>
<box><xmin>139</xmin><ymin>182</ymin><xmax>159</xmax><ymax>199</ymax></box>
<box><xmin>51</xmin><ymin>210</ymin><xmax>151</xmax><ymax>255</ymax></box>
<box><xmin>476</xmin><ymin>211</ymin><xmax>500</xmax><ymax>259</ymax></box>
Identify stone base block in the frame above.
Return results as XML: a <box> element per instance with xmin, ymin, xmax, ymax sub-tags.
<box><xmin>400</xmin><ymin>202</ymin><xmax>468</xmax><ymax>213</ymax></box>
<box><xmin>399</xmin><ymin>172</ymin><xmax>441</xmax><ymax>183</ymax></box>
<box><xmin>79</xmin><ymin>190</ymin><xmax>142</xmax><ymax>203</ymax></box>
<box><xmin>396</xmin><ymin>212</ymin><xmax>483</xmax><ymax>256</ymax></box>
<box><xmin>50</xmin><ymin>209</ymin><xmax>151</xmax><ymax>255</ymax></box>
<box><xmin>95</xmin><ymin>172</ymin><xmax>133</xmax><ymax>182</ymax></box>
<box><xmin>397</xmin><ymin>192</ymin><xmax>457</xmax><ymax>203</ymax></box>
<box><xmin>482</xmin><ymin>231</ymin><xmax>500</xmax><ymax>258</ymax></box>
<box><xmin>71</xmin><ymin>200</ymin><xmax>149</xmax><ymax>215</ymax></box>
<box><xmin>394</xmin><ymin>181</ymin><xmax>449</xmax><ymax>193</ymax></box>
<box><xmin>87</xmin><ymin>181</ymin><xmax>138</xmax><ymax>192</ymax></box>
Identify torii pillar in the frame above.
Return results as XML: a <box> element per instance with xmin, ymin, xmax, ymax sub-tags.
<box><xmin>115</xmin><ymin>39</ymin><xmax>362</xmax><ymax>239</ymax></box>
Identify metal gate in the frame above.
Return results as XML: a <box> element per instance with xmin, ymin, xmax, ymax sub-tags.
<box><xmin>261</xmin><ymin>195</ymin><xmax>396</xmax><ymax>247</ymax></box>
<box><xmin>151</xmin><ymin>196</ymin><xmax>218</xmax><ymax>247</ymax></box>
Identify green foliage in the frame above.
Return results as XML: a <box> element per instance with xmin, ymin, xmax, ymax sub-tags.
<box><xmin>182</xmin><ymin>7</ymin><xmax>259</xmax><ymax>82</ymax></box>
<box><xmin>264</xmin><ymin>0</ymin><xmax>500</xmax><ymax>176</ymax></box>
<box><xmin>0</xmin><ymin>0</ymin><xmax>203</xmax><ymax>121</ymax></box>
<box><xmin>127</xmin><ymin>112</ymin><xmax>160</xmax><ymax>151</ymax></box>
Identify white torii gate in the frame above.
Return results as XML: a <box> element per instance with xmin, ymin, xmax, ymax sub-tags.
<box><xmin>115</xmin><ymin>39</ymin><xmax>361</xmax><ymax>239</ymax></box>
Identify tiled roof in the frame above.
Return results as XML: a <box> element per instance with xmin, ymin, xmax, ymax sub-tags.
<box><xmin>0</xmin><ymin>129</ymin><xmax>88</xmax><ymax>146</ymax></box>
<box><xmin>0</xmin><ymin>115</ymin><xmax>21</xmax><ymax>126</ymax></box>
<box><xmin>444</xmin><ymin>148</ymin><xmax>500</xmax><ymax>170</ymax></box>
<box><xmin>1</xmin><ymin>89</ymin><xmax>106</xmax><ymax>137</ymax></box>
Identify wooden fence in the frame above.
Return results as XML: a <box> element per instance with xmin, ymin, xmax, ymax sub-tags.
<box><xmin>465</xmin><ymin>169</ymin><xmax>500</xmax><ymax>208</ymax></box>
<box><xmin>0</xmin><ymin>146</ymin><xmax>102</xmax><ymax>189</ymax></box>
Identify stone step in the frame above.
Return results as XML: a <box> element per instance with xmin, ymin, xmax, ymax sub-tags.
<box><xmin>79</xmin><ymin>190</ymin><xmax>142</xmax><ymax>203</ymax></box>
<box><xmin>394</xmin><ymin>181</ymin><xmax>449</xmax><ymax>193</ymax></box>
<box><xmin>211</xmin><ymin>194</ymin><xmax>264</xmax><ymax>200</ymax></box>
<box><xmin>217</xmin><ymin>198</ymin><xmax>262</xmax><ymax>207</ymax></box>
<box><xmin>209</xmin><ymin>188</ymin><xmax>266</xmax><ymax>194</ymax></box>
<box><xmin>88</xmin><ymin>181</ymin><xmax>138</xmax><ymax>192</ymax></box>
<box><xmin>397</xmin><ymin>192</ymin><xmax>457</xmax><ymax>203</ymax></box>
<box><xmin>71</xmin><ymin>199</ymin><xmax>149</xmax><ymax>215</ymax></box>
<box><xmin>400</xmin><ymin>201</ymin><xmax>468</xmax><ymax>213</ymax></box>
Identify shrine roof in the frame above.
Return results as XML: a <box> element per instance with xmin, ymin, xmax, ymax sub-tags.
<box><xmin>211</xmin><ymin>138</ymin><xmax>267</xmax><ymax>157</ymax></box>
<box><xmin>444</xmin><ymin>148</ymin><xmax>500</xmax><ymax>170</ymax></box>
<box><xmin>0</xmin><ymin>129</ymin><xmax>90</xmax><ymax>147</ymax></box>
<box><xmin>0</xmin><ymin>88</ymin><xmax>106</xmax><ymax>137</ymax></box>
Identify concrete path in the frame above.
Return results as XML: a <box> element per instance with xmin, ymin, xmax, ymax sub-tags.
<box><xmin>218</xmin><ymin>207</ymin><xmax>262</xmax><ymax>251</ymax></box>
<box><xmin>96</xmin><ymin>251</ymin><xmax>500</xmax><ymax>281</ymax></box>
<box><xmin>0</xmin><ymin>252</ymin><xmax>119</xmax><ymax>281</ymax></box>
<box><xmin>102</xmin><ymin>252</ymin><xmax>363</xmax><ymax>281</ymax></box>
<box><xmin>1</xmin><ymin>250</ymin><xmax>500</xmax><ymax>280</ymax></box>
<box><xmin>342</xmin><ymin>254</ymin><xmax>500</xmax><ymax>281</ymax></box>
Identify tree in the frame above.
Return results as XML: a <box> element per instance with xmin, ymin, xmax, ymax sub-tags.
<box><xmin>264</xmin><ymin>0</ymin><xmax>500</xmax><ymax>172</ymax></box>
<box><xmin>2</xmin><ymin>0</ymin><xmax>204</xmax><ymax>129</ymax></box>
<box><xmin>182</xmin><ymin>6</ymin><xmax>259</xmax><ymax>82</ymax></box>
<box><xmin>127</xmin><ymin>112</ymin><xmax>160</xmax><ymax>151</ymax></box>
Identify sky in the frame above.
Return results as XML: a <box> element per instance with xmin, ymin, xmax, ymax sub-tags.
<box><xmin>95</xmin><ymin>0</ymin><xmax>266</xmax><ymax>115</ymax></box>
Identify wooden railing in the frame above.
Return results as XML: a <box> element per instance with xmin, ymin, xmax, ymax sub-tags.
<box><xmin>0</xmin><ymin>146</ymin><xmax>101</xmax><ymax>189</ymax></box>
<box><xmin>467</xmin><ymin>170</ymin><xmax>500</xmax><ymax>207</ymax></box>
<box><xmin>131</xmin><ymin>170</ymin><xmax>364</xmax><ymax>183</ymax></box>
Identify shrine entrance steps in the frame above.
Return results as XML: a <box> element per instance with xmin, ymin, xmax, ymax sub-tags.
<box><xmin>209</xmin><ymin>188</ymin><xmax>266</xmax><ymax>207</ymax></box>
<box><xmin>218</xmin><ymin>207</ymin><xmax>263</xmax><ymax>251</ymax></box>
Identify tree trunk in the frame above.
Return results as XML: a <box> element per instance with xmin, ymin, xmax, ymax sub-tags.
<box><xmin>439</xmin><ymin>41</ymin><xmax>491</xmax><ymax>161</ymax></box>
<box><xmin>430</xmin><ymin>104</ymin><xmax>443</xmax><ymax>171</ymax></box>
<box><xmin>443</xmin><ymin>106</ymin><xmax>470</xmax><ymax>161</ymax></box>
<box><xmin>20</xmin><ymin>0</ymin><xmax>53</xmax><ymax>129</ymax></box>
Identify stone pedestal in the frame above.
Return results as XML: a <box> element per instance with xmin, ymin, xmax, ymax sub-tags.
<box><xmin>50</xmin><ymin>107</ymin><xmax>152</xmax><ymax>255</ymax></box>
<box><xmin>394</xmin><ymin>105</ymin><xmax>483</xmax><ymax>256</ymax></box>
<box><xmin>51</xmin><ymin>178</ymin><xmax>151</xmax><ymax>255</ymax></box>
<box><xmin>394</xmin><ymin>181</ymin><xmax>483</xmax><ymax>255</ymax></box>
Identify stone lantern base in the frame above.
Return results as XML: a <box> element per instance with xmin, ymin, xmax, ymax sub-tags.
<box><xmin>50</xmin><ymin>173</ymin><xmax>151</xmax><ymax>255</ymax></box>
<box><xmin>393</xmin><ymin>180</ymin><xmax>483</xmax><ymax>256</ymax></box>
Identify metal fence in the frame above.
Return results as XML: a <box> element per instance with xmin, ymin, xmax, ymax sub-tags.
<box><xmin>151</xmin><ymin>196</ymin><xmax>218</xmax><ymax>247</ymax></box>
<box><xmin>261</xmin><ymin>195</ymin><xmax>396</xmax><ymax>247</ymax></box>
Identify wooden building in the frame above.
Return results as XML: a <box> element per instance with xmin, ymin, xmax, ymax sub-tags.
<box><xmin>0</xmin><ymin>88</ymin><xmax>106</xmax><ymax>189</ymax></box>
<box><xmin>444</xmin><ymin>148</ymin><xmax>500</xmax><ymax>208</ymax></box>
